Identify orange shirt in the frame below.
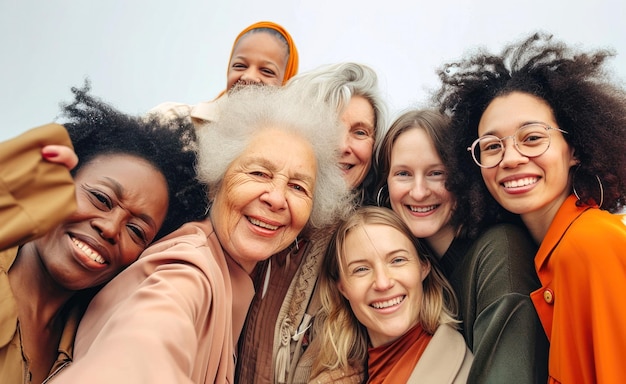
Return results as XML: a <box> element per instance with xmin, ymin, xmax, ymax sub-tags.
<box><xmin>367</xmin><ymin>324</ymin><xmax>432</xmax><ymax>384</ymax></box>
<box><xmin>531</xmin><ymin>195</ymin><xmax>626</xmax><ymax>383</ymax></box>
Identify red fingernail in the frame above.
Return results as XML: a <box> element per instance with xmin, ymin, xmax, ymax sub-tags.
<box><xmin>42</xmin><ymin>151</ymin><xmax>58</xmax><ymax>159</ymax></box>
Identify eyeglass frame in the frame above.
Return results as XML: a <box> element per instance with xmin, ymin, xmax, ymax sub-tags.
<box><xmin>467</xmin><ymin>123</ymin><xmax>568</xmax><ymax>168</ymax></box>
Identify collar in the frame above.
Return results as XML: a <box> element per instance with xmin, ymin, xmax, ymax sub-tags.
<box><xmin>535</xmin><ymin>194</ymin><xmax>589</xmax><ymax>271</ymax></box>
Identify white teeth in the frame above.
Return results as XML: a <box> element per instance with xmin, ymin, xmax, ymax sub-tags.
<box><xmin>503</xmin><ymin>177</ymin><xmax>538</xmax><ymax>188</ymax></box>
<box><xmin>371</xmin><ymin>296</ymin><xmax>404</xmax><ymax>309</ymax></box>
<box><xmin>72</xmin><ymin>238</ymin><xmax>106</xmax><ymax>264</ymax></box>
<box><xmin>339</xmin><ymin>163</ymin><xmax>353</xmax><ymax>170</ymax></box>
<box><xmin>409</xmin><ymin>205</ymin><xmax>436</xmax><ymax>213</ymax></box>
<box><xmin>248</xmin><ymin>217</ymin><xmax>279</xmax><ymax>230</ymax></box>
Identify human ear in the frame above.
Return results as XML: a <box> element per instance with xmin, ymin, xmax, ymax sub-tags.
<box><xmin>337</xmin><ymin>281</ymin><xmax>348</xmax><ymax>298</ymax></box>
<box><xmin>420</xmin><ymin>260</ymin><xmax>432</xmax><ymax>283</ymax></box>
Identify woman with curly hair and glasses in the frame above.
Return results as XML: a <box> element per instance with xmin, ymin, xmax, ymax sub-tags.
<box><xmin>435</xmin><ymin>32</ymin><xmax>626</xmax><ymax>384</ymax></box>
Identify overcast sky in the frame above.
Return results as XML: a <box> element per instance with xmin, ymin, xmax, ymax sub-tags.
<box><xmin>1</xmin><ymin>0</ymin><xmax>625</xmax><ymax>140</ymax></box>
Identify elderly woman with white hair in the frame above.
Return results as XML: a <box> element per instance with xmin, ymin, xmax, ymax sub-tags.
<box><xmin>51</xmin><ymin>84</ymin><xmax>352</xmax><ymax>384</ymax></box>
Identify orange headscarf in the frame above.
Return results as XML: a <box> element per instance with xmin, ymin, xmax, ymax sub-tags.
<box><xmin>227</xmin><ymin>21</ymin><xmax>299</xmax><ymax>85</ymax></box>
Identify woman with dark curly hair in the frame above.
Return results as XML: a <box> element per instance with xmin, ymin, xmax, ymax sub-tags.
<box><xmin>0</xmin><ymin>84</ymin><xmax>206</xmax><ymax>383</ymax></box>
<box><xmin>435</xmin><ymin>32</ymin><xmax>626</xmax><ymax>384</ymax></box>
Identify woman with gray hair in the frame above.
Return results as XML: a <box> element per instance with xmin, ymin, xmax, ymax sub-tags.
<box><xmin>52</xmin><ymin>85</ymin><xmax>351</xmax><ymax>384</ymax></box>
<box><xmin>236</xmin><ymin>62</ymin><xmax>388</xmax><ymax>384</ymax></box>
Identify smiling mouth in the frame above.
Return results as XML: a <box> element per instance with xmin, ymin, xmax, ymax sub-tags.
<box><xmin>247</xmin><ymin>217</ymin><xmax>280</xmax><ymax>231</ymax></box>
<box><xmin>502</xmin><ymin>177</ymin><xmax>538</xmax><ymax>188</ymax></box>
<box><xmin>371</xmin><ymin>295</ymin><xmax>405</xmax><ymax>309</ymax></box>
<box><xmin>408</xmin><ymin>205</ymin><xmax>437</xmax><ymax>213</ymax></box>
<box><xmin>72</xmin><ymin>237</ymin><xmax>106</xmax><ymax>264</ymax></box>
<box><xmin>339</xmin><ymin>163</ymin><xmax>354</xmax><ymax>171</ymax></box>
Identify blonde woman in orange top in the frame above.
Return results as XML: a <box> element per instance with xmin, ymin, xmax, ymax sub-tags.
<box><xmin>149</xmin><ymin>20</ymin><xmax>299</xmax><ymax>128</ymax></box>
<box><xmin>310</xmin><ymin>207</ymin><xmax>472</xmax><ymax>384</ymax></box>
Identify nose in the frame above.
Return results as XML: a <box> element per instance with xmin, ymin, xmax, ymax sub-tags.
<box><xmin>92</xmin><ymin>209</ymin><xmax>124</xmax><ymax>244</ymax></box>
<box><xmin>339</xmin><ymin>126</ymin><xmax>352</xmax><ymax>156</ymax></box>
<box><xmin>260</xmin><ymin>182</ymin><xmax>288</xmax><ymax>211</ymax></box>
<box><xmin>372</xmin><ymin>267</ymin><xmax>394</xmax><ymax>291</ymax></box>
<box><xmin>408</xmin><ymin>177</ymin><xmax>431</xmax><ymax>200</ymax></box>
<box><xmin>499</xmin><ymin>139</ymin><xmax>529</xmax><ymax>169</ymax></box>
<box><xmin>240</xmin><ymin>68</ymin><xmax>261</xmax><ymax>84</ymax></box>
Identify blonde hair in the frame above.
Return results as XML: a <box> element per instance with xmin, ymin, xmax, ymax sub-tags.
<box><xmin>311</xmin><ymin>206</ymin><xmax>459</xmax><ymax>377</ymax></box>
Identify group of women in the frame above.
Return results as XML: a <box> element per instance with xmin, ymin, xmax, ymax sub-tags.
<box><xmin>2</xmin><ymin>20</ymin><xmax>625</xmax><ymax>384</ymax></box>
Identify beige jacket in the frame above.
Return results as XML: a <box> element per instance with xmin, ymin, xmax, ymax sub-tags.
<box><xmin>147</xmin><ymin>96</ymin><xmax>227</xmax><ymax>129</ymax></box>
<box><xmin>309</xmin><ymin>324</ymin><xmax>472</xmax><ymax>384</ymax></box>
<box><xmin>406</xmin><ymin>324</ymin><xmax>473</xmax><ymax>384</ymax></box>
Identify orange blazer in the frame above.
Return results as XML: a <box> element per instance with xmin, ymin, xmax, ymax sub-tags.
<box><xmin>531</xmin><ymin>195</ymin><xmax>626</xmax><ymax>384</ymax></box>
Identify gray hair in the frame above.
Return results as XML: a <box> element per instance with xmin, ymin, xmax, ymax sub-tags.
<box><xmin>195</xmin><ymin>85</ymin><xmax>354</xmax><ymax>228</ymax></box>
<box><xmin>285</xmin><ymin>62</ymin><xmax>388</xmax><ymax>205</ymax></box>
<box><xmin>286</xmin><ymin>62</ymin><xmax>388</xmax><ymax>157</ymax></box>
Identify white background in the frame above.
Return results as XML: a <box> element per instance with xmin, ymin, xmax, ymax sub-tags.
<box><xmin>1</xmin><ymin>0</ymin><xmax>625</xmax><ymax>140</ymax></box>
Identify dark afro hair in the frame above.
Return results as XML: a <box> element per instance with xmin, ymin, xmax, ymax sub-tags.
<box><xmin>59</xmin><ymin>81</ymin><xmax>208</xmax><ymax>240</ymax></box>
<box><xmin>433</xmin><ymin>32</ymin><xmax>626</xmax><ymax>234</ymax></box>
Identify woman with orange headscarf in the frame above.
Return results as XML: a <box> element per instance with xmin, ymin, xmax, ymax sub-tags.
<box><xmin>149</xmin><ymin>21</ymin><xmax>299</xmax><ymax>129</ymax></box>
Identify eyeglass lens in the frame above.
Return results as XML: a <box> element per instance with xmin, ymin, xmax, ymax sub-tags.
<box><xmin>473</xmin><ymin>124</ymin><xmax>553</xmax><ymax>167</ymax></box>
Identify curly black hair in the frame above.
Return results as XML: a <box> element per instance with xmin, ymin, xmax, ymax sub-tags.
<box><xmin>433</xmin><ymin>32</ymin><xmax>626</xmax><ymax>234</ymax></box>
<box><xmin>59</xmin><ymin>82</ymin><xmax>208</xmax><ymax>240</ymax></box>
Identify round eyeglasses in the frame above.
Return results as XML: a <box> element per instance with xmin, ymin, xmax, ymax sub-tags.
<box><xmin>467</xmin><ymin>123</ymin><xmax>568</xmax><ymax>168</ymax></box>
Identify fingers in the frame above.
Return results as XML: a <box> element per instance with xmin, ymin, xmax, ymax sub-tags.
<box><xmin>42</xmin><ymin>145</ymin><xmax>79</xmax><ymax>170</ymax></box>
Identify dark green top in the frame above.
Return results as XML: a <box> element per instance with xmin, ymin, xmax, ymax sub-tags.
<box><xmin>439</xmin><ymin>223</ymin><xmax>549</xmax><ymax>384</ymax></box>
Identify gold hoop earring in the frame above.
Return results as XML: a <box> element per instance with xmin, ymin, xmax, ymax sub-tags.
<box><xmin>572</xmin><ymin>166</ymin><xmax>604</xmax><ymax>208</ymax></box>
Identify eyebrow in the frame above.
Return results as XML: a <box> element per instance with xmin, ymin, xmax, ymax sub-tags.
<box><xmin>103</xmin><ymin>176</ymin><xmax>158</xmax><ymax>232</ymax></box>
<box><xmin>345</xmin><ymin>248</ymin><xmax>411</xmax><ymax>268</ymax></box>
<box><xmin>482</xmin><ymin>120</ymin><xmax>546</xmax><ymax>136</ymax></box>
<box><xmin>352</xmin><ymin>120</ymin><xmax>375</xmax><ymax>131</ymax></box>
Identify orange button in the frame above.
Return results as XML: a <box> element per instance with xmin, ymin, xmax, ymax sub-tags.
<box><xmin>543</xmin><ymin>289</ymin><xmax>554</xmax><ymax>304</ymax></box>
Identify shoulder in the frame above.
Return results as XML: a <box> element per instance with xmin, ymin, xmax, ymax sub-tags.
<box><xmin>431</xmin><ymin>324</ymin><xmax>467</xmax><ymax>348</ymax></box>
<box><xmin>475</xmin><ymin>223</ymin><xmax>534</xmax><ymax>247</ymax></box>
<box><xmin>552</xmin><ymin>209</ymin><xmax>626</xmax><ymax>269</ymax></box>
<box><xmin>467</xmin><ymin>223</ymin><xmax>537</xmax><ymax>265</ymax></box>
<box><xmin>408</xmin><ymin>325</ymin><xmax>473</xmax><ymax>384</ymax></box>
<box><xmin>149</xmin><ymin>221</ymin><xmax>214</xmax><ymax>251</ymax></box>
<box><xmin>557</xmin><ymin>208</ymin><xmax>626</xmax><ymax>254</ymax></box>
<box><xmin>129</xmin><ymin>220</ymin><xmax>226</xmax><ymax>284</ymax></box>
<box><xmin>147</xmin><ymin>101</ymin><xmax>193</xmax><ymax>116</ymax></box>
<box><xmin>463</xmin><ymin>223</ymin><xmax>536</xmax><ymax>272</ymax></box>
<box><xmin>569</xmin><ymin>209</ymin><xmax>626</xmax><ymax>237</ymax></box>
